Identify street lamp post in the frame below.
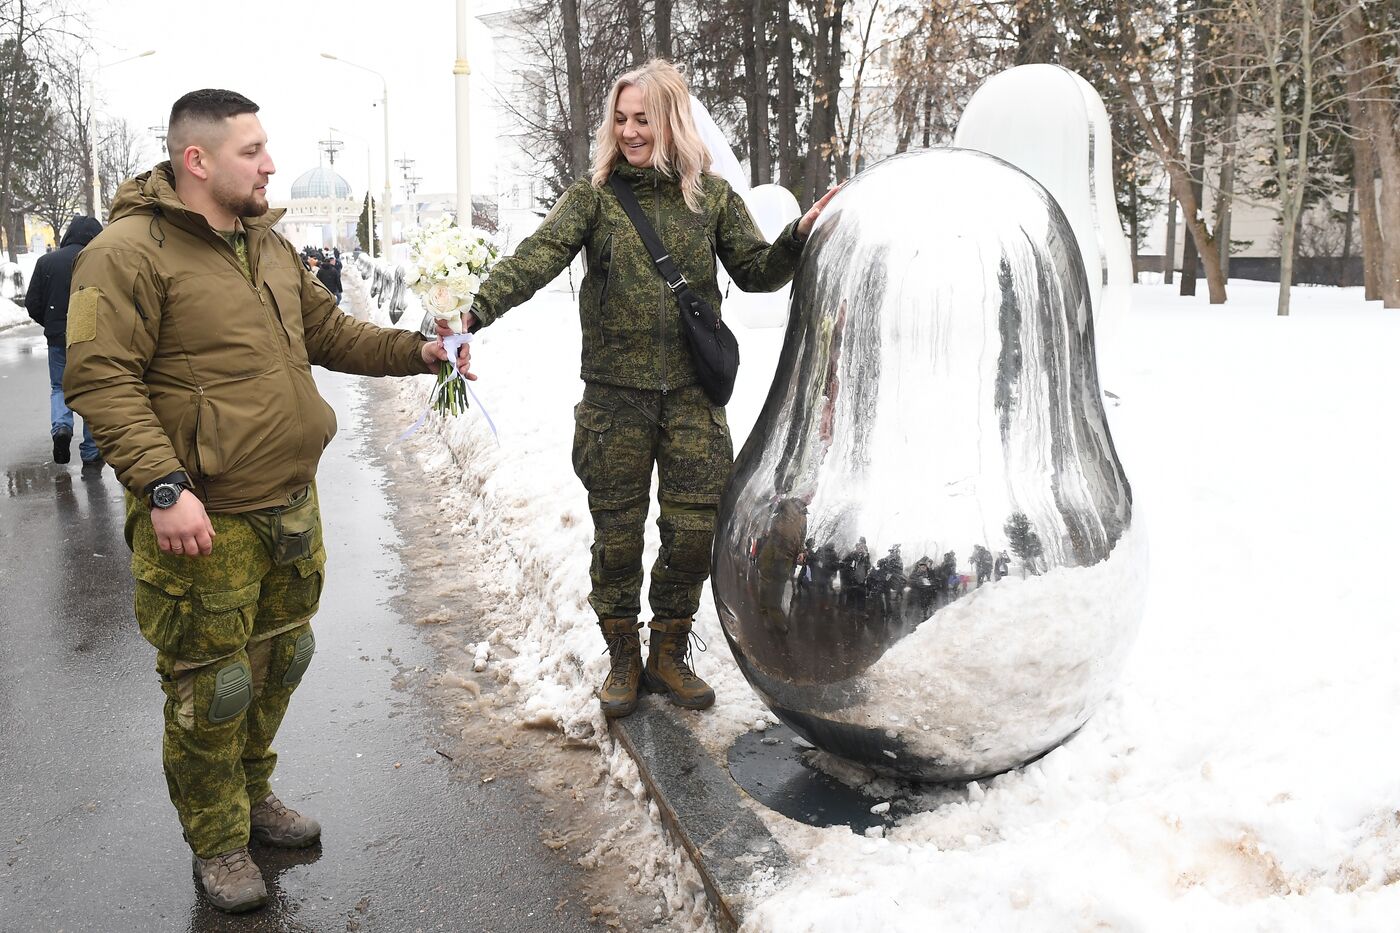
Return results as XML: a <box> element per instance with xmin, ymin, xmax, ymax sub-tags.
<box><xmin>321</xmin><ymin>53</ymin><xmax>392</xmax><ymax>261</ymax></box>
<box><xmin>90</xmin><ymin>50</ymin><xmax>156</xmax><ymax>220</ymax></box>
<box><xmin>455</xmin><ymin>0</ymin><xmax>472</xmax><ymax>225</ymax></box>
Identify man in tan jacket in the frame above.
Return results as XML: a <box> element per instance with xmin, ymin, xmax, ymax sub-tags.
<box><xmin>64</xmin><ymin>89</ymin><xmax>471</xmax><ymax>913</ymax></box>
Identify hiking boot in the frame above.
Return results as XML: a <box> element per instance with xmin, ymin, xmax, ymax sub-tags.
<box><xmin>250</xmin><ymin>792</ymin><xmax>321</xmax><ymax>848</ymax></box>
<box><xmin>598</xmin><ymin>616</ymin><xmax>643</xmax><ymax>718</ymax></box>
<box><xmin>52</xmin><ymin>428</ymin><xmax>72</xmax><ymax>464</ymax></box>
<box><xmin>643</xmin><ymin>618</ymin><xmax>715</xmax><ymax>710</ymax></box>
<box><xmin>191</xmin><ymin>846</ymin><xmax>267</xmax><ymax>913</ymax></box>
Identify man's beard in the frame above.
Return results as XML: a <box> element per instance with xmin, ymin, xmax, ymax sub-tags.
<box><xmin>213</xmin><ymin>179</ymin><xmax>268</xmax><ymax>218</ymax></box>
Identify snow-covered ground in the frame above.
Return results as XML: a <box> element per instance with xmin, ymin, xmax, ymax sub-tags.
<box><xmin>378</xmin><ymin>274</ymin><xmax>1400</xmax><ymax>932</ymax></box>
<box><xmin>0</xmin><ymin>297</ymin><xmax>30</xmax><ymax>330</ymax></box>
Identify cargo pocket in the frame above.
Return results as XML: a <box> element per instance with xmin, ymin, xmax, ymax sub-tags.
<box><xmin>286</xmin><ymin>545</ymin><xmax>328</xmax><ymax>622</ymax></box>
<box><xmin>571</xmin><ymin>401</ymin><xmax>614</xmax><ymax>491</ymax></box>
<box><xmin>132</xmin><ymin>553</ymin><xmax>193</xmax><ymax>655</ymax></box>
<box><xmin>182</xmin><ymin>580</ymin><xmax>261</xmax><ymax>665</ymax></box>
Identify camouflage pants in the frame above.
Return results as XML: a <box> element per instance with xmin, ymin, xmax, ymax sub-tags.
<box><xmin>571</xmin><ymin>383</ymin><xmax>733</xmax><ymax>621</ymax></box>
<box><xmin>125</xmin><ymin>487</ymin><xmax>326</xmax><ymax>859</ymax></box>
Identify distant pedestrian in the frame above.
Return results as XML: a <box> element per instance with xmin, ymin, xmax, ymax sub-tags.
<box><xmin>24</xmin><ymin>215</ymin><xmax>104</xmax><ymax>466</ymax></box>
<box><xmin>316</xmin><ymin>252</ymin><xmax>342</xmax><ymax>304</ymax></box>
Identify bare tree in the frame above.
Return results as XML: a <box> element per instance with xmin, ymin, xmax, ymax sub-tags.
<box><xmin>1231</xmin><ymin>0</ymin><xmax>1320</xmax><ymax>316</ymax></box>
<box><xmin>1339</xmin><ymin>2</ymin><xmax>1399</xmax><ymax>307</ymax></box>
<box><xmin>96</xmin><ymin>114</ymin><xmax>148</xmax><ymax>211</ymax></box>
<box><xmin>560</xmin><ymin>0</ymin><xmax>591</xmax><ymax>180</ymax></box>
<box><xmin>802</xmin><ymin>0</ymin><xmax>847</xmax><ymax>200</ymax></box>
<box><xmin>1073</xmin><ymin>0</ymin><xmax>1230</xmax><ymax>303</ymax></box>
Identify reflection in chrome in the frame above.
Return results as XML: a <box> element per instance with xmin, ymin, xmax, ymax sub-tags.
<box><xmin>713</xmin><ymin>148</ymin><xmax>1147</xmax><ymax>783</ymax></box>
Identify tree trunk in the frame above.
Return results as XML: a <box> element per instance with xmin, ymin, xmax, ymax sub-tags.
<box><xmin>804</xmin><ymin>0</ymin><xmax>846</xmax><ymax>202</ymax></box>
<box><xmin>741</xmin><ymin>0</ymin><xmax>772</xmax><ymax>186</ymax></box>
<box><xmin>1216</xmin><ymin>53</ymin><xmax>1240</xmax><ymax>279</ymax></box>
<box><xmin>776</xmin><ymin>0</ymin><xmax>798</xmax><ymax>189</ymax></box>
<box><xmin>1180</xmin><ymin>9</ymin><xmax>1210</xmax><ymax>298</ymax></box>
<box><xmin>624</xmin><ymin>0</ymin><xmax>645</xmax><ymax>65</ymax></box>
<box><xmin>560</xmin><ymin>0</ymin><xmax>590</xmax><ymax>180</ymax></box>
<box><xmin>1354</xmin><ymin>134</ymin><xmax>1382</xmax><ymax>300</ymax></box>
<box><xmin>1162</xmin><ymin>0</ymin><xmax>1188</xmax><ymax>285</ymax></box>
<box><xmin>1266</xmin><ymin>0</ymin><xmax>1315</xmax><ymax>317</ymax></box>
<box><xmin>1340</xmin><ymin>185</ymin><xmax>1354</xmax><ymax>287</ymax></box>
<box><xmin>1342</xmin><ymin>5</ymin><xmax>1400</xmax><ymax>307</ymax></box>
<box><xmin>655</xmin><ymin>0</ymin><xmax>672</xmax><ymax>58</ymax></box>
<box><xmin>1129</xmin><ymin>180</ymin><xmax>1140</xmax><ymax>280</ymax></box>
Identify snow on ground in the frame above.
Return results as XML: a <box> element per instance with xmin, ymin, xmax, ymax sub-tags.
<box><xmin>0</xmin><ymin>298</ymin><xmax>30</xmax><ymax>329</ymax></box>
<box><xmin>377</xmin><ymin>272</ymin><xmax>1400</xmax><ymax>932</ymax></box>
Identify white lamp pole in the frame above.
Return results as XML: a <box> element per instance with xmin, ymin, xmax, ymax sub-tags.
<box><xmin>322</xmin><ymin>53</ymin><xmax>392</xmax><ymax>260</ymax></box>
<box><xmin>454</xmin><ymin>0</ymin><xmax>472</xmax><ymax>226</ymax></box>
<box><xmin>90</xmin><ymin>50</ymin><xmax>156</xmax><ymax>221</ymax></box>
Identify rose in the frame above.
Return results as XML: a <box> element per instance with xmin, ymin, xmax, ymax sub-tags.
<box><xmin>424</xmin><ymin>283</ymin><xmax>462</xmax><ymax>327</ymax></box>
<box><xmin>402</xmin><ymin>265</ymin><xmax>420</xmax><ymax>286</ymax></box>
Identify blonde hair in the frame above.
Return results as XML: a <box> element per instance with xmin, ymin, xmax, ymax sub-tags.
<box><xmin>591</xmin><ymin>59</ymin><xmax>712</xmax><ymax>213</ymax></box>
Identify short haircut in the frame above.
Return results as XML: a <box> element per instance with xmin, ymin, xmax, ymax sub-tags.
<box><xmin>166</xmin><ymin>89</ymin><xmax>260</xmax><ymax>162</ymax></box>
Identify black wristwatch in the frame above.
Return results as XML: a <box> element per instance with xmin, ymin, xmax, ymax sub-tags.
<box><xmin>145</xmin><ymin>471</ymin><xmax>192</xmax><ymax>509</ymax></box>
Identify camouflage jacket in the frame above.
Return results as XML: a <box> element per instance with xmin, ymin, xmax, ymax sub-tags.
<box><xmin>471</xmin><ymin>163</ymin><xmax>806</xmax><ymax>392</ymax></box>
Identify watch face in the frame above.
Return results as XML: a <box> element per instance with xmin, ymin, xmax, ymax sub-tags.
<box><xmin>153</xmin><ymin>485</ymin><xmax>180</xmax><ymax>509</ymax></box>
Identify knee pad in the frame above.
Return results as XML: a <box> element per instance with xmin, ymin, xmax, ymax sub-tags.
<box><xmin>596</xmin><ymin>519</ymin><xmax>645</xmax><ymax>581</ymax></box>
<box><xmin>207</xmin><ymin>660</ymin><xmax>252</xmax><ymax>723</ymax></box>
<box><xmin>282</xmin><ymin>630</ymin><xmax>316</xmax><ymax>687</ymax></box>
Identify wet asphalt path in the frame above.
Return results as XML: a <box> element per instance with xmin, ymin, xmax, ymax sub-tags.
<box><xmin>0</xmin><ymin>323</ymin><xmax>598</xmax><ymax>932</ymax></box>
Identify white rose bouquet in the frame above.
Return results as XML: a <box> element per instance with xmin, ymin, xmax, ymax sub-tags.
<box><xmin>404</xmin><ymin>216</ymin><xmax>500</xmax><ymax>415</ymax></box>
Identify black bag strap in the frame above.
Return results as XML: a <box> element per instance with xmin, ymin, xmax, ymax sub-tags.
<box><xmin>608</xmin><ymin>173</ymin><xmax>695</xmax><ymax>302</ymax></box>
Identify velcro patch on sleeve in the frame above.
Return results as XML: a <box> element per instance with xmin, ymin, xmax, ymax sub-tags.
<box><xmin>67</xmin><ymin>288</ymin><xmax>99</xmax><ymax>346</ymax></box>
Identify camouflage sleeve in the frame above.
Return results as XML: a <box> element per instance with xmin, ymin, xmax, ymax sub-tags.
<box><xmin>470</xmin><ymin>180</ymin><xmax>597</xmax><ymax>329</ymax></box>
<box><xmin>64</xmin><ymin>246</ymin><xmax>184</xmax><ymax>495</ymax></box>
<box><xmin>714</xmin><ymin>180</ymin><xmax>806</xmax><ymax>294</ymax></box>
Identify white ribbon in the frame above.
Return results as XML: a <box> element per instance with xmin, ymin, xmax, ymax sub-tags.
<box><xmin>393</xmin><ymin>331</ymin><xmax>499</xmax><ymax>445</ymax></box>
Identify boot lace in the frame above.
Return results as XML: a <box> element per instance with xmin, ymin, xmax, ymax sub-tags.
<box><xmin>602</xmin><ymin>632</ymin><xmax>640</xmax><ymax>685</ymax></box>
<box><xmin>211</xmin><ymin>848</ymin><xmax>254</xmax><ymax>874</ymax></box>
<box><xmin>665</xmin><ymin>630</ymin><xmax>708</xmax><ymax>685</ymax></box>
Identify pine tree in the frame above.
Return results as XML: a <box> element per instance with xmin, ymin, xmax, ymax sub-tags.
<box><xmin>356</xmin><ymin>193</ymin><xmax>380</xmax><ymax>255</ymax></box>
<box><xmin>1002</xmin><ymin>512</ymin><xmax>1044</xmax><ymax>574</ymax></box>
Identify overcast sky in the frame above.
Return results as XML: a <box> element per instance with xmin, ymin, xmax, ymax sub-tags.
<box><xmin>85</xmin><ymin>1</ymin><xmax>508</xmax><ymax>204</ymax></box>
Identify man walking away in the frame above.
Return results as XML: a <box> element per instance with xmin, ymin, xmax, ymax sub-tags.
<box><xmin>25</xmin><ymin>215</ymin><xmax>104</xmax><ymax>466</ymax></box>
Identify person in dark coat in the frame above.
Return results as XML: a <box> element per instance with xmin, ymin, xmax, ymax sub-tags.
<box><xmin>25</xmin><ymin>215</ymin><xmax>104</xmax><ymax>465</ymax></box>
<box><xmin>315</xmin><ymin>253</ymin><xmax>342</xmax><ymax>304</ymax></box>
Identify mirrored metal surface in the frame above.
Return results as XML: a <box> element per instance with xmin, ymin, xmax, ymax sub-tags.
<box><xmin>713</xmin><ymin>148</ymin><xmax>1147</xmax><ymax>783</ymax></box>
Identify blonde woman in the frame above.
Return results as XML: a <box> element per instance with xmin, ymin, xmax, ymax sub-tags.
<box><xmin>454</xmin><ymin>59</ymin><xmax>838</xmax><ymax>718</ymax></box>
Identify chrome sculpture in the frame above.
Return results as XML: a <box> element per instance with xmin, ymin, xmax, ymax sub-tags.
<box><xmin>713</xmin><ymin>147</ymin><xmax>1147</xmax><ymax>783</ymax></box>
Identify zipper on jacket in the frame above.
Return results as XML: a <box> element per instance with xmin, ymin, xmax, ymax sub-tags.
<box><xmin>192</xmin><ymin>385</ymin><xmax>210</xmax><ymax>498</ymax></box>
<box><xmin>654</xmin><ymin>177</ymin><xmax>668</xmax><ymax>394</ymax></box>
<box><xmin>599</xmin><ymin>232</ymin><xmax>612</xmax><ymax>348</ymax></box>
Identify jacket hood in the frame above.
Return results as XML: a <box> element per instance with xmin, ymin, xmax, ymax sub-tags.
<box><xmin>108</xmin><ymin>161</ymin><xmax>285</xmax><ymax>231</ymax></box>
<box><xmin>59</xmin><ymin>215</ymin><xmax>103</xmax><ymax>248</ymax></box>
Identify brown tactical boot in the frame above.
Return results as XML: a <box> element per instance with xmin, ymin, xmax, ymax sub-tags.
<box><xmin>598</xmin><ymin>616</ymin><xmax>644</xmax><ymax>718</ymax></box>
<box><xmin>643</xmin><ymin>618</ymin><xmax>715</xmax><ymax>710</ymax></box>
<box><xmin>250</xmin><ymin>792</ymin><xmax>322</xmax><ymax>848</ymax></box>
<box><xmin>192</xmin><ymin>846</ymin><xmax>268</xmax><ymax>913</ymax></box>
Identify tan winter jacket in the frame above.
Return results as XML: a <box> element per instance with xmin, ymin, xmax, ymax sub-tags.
<box><xmin>65</xmin><ymin>163</ymin><xmax>430</xmax><ymax>512</ymax></box>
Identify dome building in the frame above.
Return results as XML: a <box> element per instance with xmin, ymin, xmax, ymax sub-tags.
<box><xmin>271</xmin><ymin>166</ymin><xmax>360</xmax><ymax>251</ymax></box>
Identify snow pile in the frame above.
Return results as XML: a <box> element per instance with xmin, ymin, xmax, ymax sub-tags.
<box><xmin>0</xmin><ymin>297</ymin><xmax>30</xmax><ymax>330</ymax></box>
<box><xmin>392</xmin><ymin>278</ymin><xmax>1400</xmax><ymax>931</ymax></box>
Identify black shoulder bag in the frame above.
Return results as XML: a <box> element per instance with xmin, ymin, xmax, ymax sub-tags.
<box><xmin>608</xmin><ymin>174</ymin><xmax>739</xmax><ymax>407</ymax></box>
